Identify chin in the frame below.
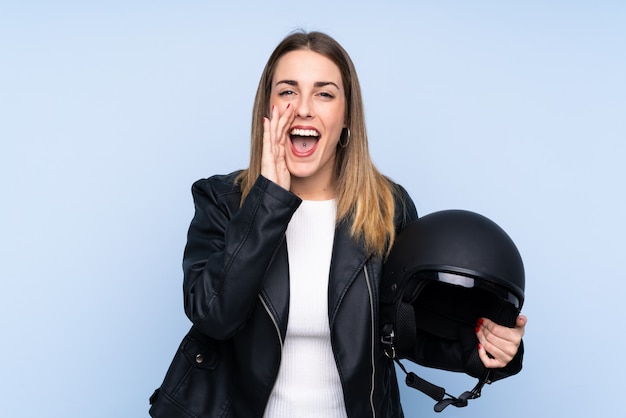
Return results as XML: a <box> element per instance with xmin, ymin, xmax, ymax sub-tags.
<box><xmin>288</xmin><ymin>166</ymin><xmax>317</xmax><ymax>179</ymax></box>
<box><xmin>286</xmin><ymin>152</ymin><xmax>335</xmax><ymax>180</ymax></box>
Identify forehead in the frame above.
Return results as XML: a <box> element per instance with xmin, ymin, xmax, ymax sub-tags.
<box><xmin>273</xmin><ymin>49</ymin><xmax>343</xmax><ymax>87</ymax></box>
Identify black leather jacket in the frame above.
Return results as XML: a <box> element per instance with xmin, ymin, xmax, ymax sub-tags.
<box><xmin>149</xmin><ymin>172</ymin><xmax>418</xmax><ymax>418</ymax></box>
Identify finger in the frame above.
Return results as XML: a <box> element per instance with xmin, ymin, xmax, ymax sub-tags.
<box><xmin>477</xmin><ymin>315</ymin><xmax>527</xmax><ymax>347</ymax></box>
<box><xmin>262</xmin><ymin>117</ymin><xmax>275</xmax><ymax>159</ymax></box>
<box><xmin>478</xmin><ymin>333</ymin><xmax>513</xmax><ymax>365</ymax></box>
<box><xmin>480</xmin><ymin>322</ymin><xmax>517</xmax><ymax>352</ymax></box>
<box><xmin>478</xmin><ymin>342</ymin><xmax>507</xmax><ymax>368</ymax></box>
<box><xmin>261</xmin><ymin>117</ymin><xmax>277</xmax><ymax>180</ymax></box>
<box><xmin>262</xmin><ymin>116</ymin><xmax>270</xmax><ymax>141</ymax></box>
<box><xmin>476</xmin><ymin>321</ymin><xmax>513</xmax><ymax>366</ymax></box>
<box><xmin>269</xmin><ymin>105</ymin><xmax>280</xmax><ymax>146</ymax></box>
<box><xmin>479</xmin><ymin>317</ymin><xmax>521</xmax><ymax>342</ymax></box>
<box><xmin>275</xmin><ymin>103</ymin><xmax>295</xmax><ymax>145</ymax></box>
<box><xmin>476</xmin><ymin>318</ymin><xmax>521</xmax><ymax>367</ymax></box>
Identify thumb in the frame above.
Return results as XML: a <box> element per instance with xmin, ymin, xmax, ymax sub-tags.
<box><xmin>516</xmin><ymin>314</ymin><xmax>527</xmax><ymax>328</ymax></box>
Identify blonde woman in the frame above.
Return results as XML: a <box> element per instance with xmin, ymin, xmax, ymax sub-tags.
<box><xmin>149</xmin><ymin>31</ymin><xmax>525</xmax><ymax>418</ymax></box>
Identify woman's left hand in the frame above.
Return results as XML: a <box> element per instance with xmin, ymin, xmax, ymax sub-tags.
<box><xmin>476</xmin><ymin>315</ymin><xmax>527</xmax><ymax>368</ymax></box>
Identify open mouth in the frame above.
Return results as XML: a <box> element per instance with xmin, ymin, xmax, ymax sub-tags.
<box><xmin>289</xmin><ymin>128</ymin><xmax>320</xmax><ymax>156</ymax></box>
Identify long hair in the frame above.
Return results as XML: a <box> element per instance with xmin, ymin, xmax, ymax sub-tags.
<box><xmin>236</xmin><ymin>31</ymin><xmax>397</xmax><ymax>257</ymax></box>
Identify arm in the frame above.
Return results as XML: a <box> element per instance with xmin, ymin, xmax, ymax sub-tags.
<box><xmin>182</xmin><ymin>174</ymin><xmax>301</xmax><ymax>339</ymax></box>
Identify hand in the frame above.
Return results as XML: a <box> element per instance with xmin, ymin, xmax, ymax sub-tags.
<box><xmin>261</xmin><ymin>103</ymin><xmax>295</xmax><ymax>191</ymax></box>
<box><xmin>476</xmin><ymin>315</ymin><xmax>527</xmax><ymax>368</ymax></box>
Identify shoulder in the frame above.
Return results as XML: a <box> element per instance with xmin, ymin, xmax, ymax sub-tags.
<box><xmin>189</xmin><ymin>170</ymin><xmax>245</xmax><ymax>214</ymax></box>
<box><xmin>387</xmin><ymin>179</ymin><xmax>419</xmax><ymax>230</ymax></box>
<box><xmin>191</xmin><ymin>170</ymin><xmax>244</xmax><ymax>198</ymax></box>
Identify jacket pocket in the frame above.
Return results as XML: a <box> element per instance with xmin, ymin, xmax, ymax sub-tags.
<box><xmin>149</xmin><ymin>326</ymin><xmax>233</xmax><ymax>418</ymax></box>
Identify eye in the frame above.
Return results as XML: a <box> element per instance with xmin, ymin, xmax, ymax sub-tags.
<box><xmin>278</xmin><ymin>90</ymin><xmax>296</xmax><ymax>96</ymax></box>
<box><xmin>318</xmin><ymin>92</ymin><xmax>335</xmax><ymax>99</ymax></box>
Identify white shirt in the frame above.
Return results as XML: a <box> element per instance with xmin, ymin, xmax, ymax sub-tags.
<box><xmin>264</xmin><ymin>199</ymin><xmax>347</xmax><ymax>418</ymax></box>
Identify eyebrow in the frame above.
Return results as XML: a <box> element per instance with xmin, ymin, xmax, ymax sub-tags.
<box><xmin>275</xmin><ymin>79</ymin><xmax>340</xmax><ymax>90</ymax></box>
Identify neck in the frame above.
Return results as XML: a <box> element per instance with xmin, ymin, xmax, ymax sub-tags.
<box><xmin>290</xmin><ymin>176</ymin><xmax>337</xmax><ymax>200</ymax></box>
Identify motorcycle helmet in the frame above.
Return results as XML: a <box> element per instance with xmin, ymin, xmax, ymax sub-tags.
<box><xmin>380</xmin><ymin>209</ymin><xmax>525</xmax><ymax>412</ymax></box>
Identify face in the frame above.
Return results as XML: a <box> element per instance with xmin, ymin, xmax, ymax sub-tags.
<box><xmin>270</xmin><ymin>49</ymin><xmax>346</xmax><ymax>193</ymax></box>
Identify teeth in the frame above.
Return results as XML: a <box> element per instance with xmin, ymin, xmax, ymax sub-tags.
<box><xmin>290</xmin><ymin>128</ymin><xmax>319</xmax><ymax>137</ymax></box>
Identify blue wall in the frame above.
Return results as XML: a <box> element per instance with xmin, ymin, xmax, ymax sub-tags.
<box><xmin>2</xmin><ymin>1</ymin><xmax>625</xmax><ymax>416</ymax></box>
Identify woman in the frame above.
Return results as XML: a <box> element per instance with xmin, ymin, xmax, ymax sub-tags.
<box><xmin>149</xmin><ymin>30</ymin><xmax>526</xmax><ymax>418</ymax></box>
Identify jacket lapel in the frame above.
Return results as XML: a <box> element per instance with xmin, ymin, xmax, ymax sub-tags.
<box><xmin>260</xmin><ymin>239</ymin><xmax>290</xmax><ymax>341</ymax></box>
<box><xmin>327</xmin><ymin>220</ymin><xmax>369</xmax><ymax>323</ymax></box>
<box><xmin>260</xmin><ymin>220</ymin><xmax>369</xmax><ymax>337</ymax></box>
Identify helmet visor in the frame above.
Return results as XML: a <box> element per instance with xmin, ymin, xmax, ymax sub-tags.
<box><xmin>436</xmin><ymin>271</ymin><xmax>521</xmax><ymax>309</ymax></box>
<box><xmin>402</xmin><ymin>271</ymin><xmax>521</xmax><ymax>340</ymax></box>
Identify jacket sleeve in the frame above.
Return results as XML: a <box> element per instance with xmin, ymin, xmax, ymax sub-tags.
<box><xmin>182</xmin><ymin>174</ymin><xmax>301</xmax><ymax>340</ymax></box>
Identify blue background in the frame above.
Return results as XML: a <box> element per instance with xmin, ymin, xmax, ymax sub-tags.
<box><xmin>2</xmin><ymin>1</ymin><xmax>625</xmax><ymax>417</ymax></box>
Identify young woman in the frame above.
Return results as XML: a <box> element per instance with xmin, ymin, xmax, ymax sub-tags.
<box><xmin>149</xmin><ymin>31</ymin><xmax>526</xmax><ymax>418</ymax></box>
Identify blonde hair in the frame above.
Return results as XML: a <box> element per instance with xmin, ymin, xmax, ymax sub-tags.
<box><xmin>236</xmin><ymin>31</ymin><xmax>396</xmax><ymax>257</ymax></box>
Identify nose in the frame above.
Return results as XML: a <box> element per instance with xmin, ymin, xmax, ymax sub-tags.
<box><xmin>295</xmin><ymin>96</ymin><xmax>314</xmax><ymax>119</ymax></box>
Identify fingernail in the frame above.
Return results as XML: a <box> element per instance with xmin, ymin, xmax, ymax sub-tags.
<box><xmin>286</xmin><ymin>103</ymin><xmax>291</xmax><ymax>109</ymax></box>
<box><xmin>476</xmin><ymin>318</ymin><xmax>484</xmax><ymax>326</ymax></box>
<box><xmin>475</xmin><ymin>326</ymin><xmax>480</xmax><ymax>333</ymax></box>
<box><xmin>478</xmin><ymin>343</ymin><xmax>483</xmax><ymax>350</ymax></box>
<box><xmin>271</xmin><ymin>105</ymin><xmax>275</xmax><ymax>112</ymax></box>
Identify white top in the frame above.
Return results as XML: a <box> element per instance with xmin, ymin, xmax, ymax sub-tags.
<box><xmin>263</xmin><ymin>199</ymin><xmax>347</xmax><ymax>418</ymax></box>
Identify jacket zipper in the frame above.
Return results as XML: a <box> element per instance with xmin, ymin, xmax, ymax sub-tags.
<box><xmin>259</xmin><ymin>294</ymin><xmax>284</xmax><ymax>349</ymax></box>
<box><xmin>258</xmin><ymin>294</ymin><xmax>284</xmax><ymax>416</ymax></box>
<box><xmin>364</xmin><ymin>264</ymin><xmax>376</xmax><ymax>418</ymax></box>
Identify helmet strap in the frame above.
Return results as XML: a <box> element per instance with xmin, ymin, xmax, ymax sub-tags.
<box><xmin>394</xmin><ymin>357</ymin><xmax>492</xmax><ymax>412</ymax></box>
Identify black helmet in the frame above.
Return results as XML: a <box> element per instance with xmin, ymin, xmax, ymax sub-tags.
<box><xmin>380</xmin><ymin>209</ymin><xmax>524</xmax><ymax>412</ymax></box>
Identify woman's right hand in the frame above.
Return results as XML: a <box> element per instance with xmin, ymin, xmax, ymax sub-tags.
<box><xmin>261</xmin><ymin>103</ymin><xmax>295</xmax><ymax>191</ymax></box>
